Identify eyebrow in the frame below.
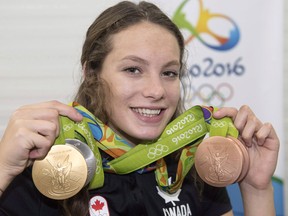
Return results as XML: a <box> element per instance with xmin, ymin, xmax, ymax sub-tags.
<box><xmin>121</xmin><ymin>55</ymin><xmax>180</xmax><ymax>68</ymax></box>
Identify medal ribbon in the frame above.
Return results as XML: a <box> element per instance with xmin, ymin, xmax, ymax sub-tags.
<box><xmin>54</xmin><ymin>115</ymin><xmax>104</xmax><ymax>189</ymax></box>
<box><xmin>66</xmin><ymin>102</ymin><xmax>238</xmax><ymax>193</ymax></box>
<box><xmin>154</xmin><ymin>109</ymin><xmax>239</xmax><ymax>193</ymax></box>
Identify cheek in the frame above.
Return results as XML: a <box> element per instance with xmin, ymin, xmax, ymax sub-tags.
<box><xmin>115</xmin><ymin>77</ymin><xmax>140</xmax><ymax>95</ymax></box>
<box><xmin>109</xmin><ymin>83</ymin><xmax>135</xmax><ymax>104</ymax></box>
<box><xmin>166</xmin><ymin>83</ymin><xmax>181</xmax><ymax>103</ymax></box>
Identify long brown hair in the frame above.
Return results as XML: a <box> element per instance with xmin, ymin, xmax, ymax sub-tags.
<box><xmin>62</xmin><ymin>1</ymin><xmax>187</xmax><ymax>215</ymax></box>
<box><xmin>74</xmin><ymin>1</ymin><xmax>186</xmax><ymax>124</ymax></box>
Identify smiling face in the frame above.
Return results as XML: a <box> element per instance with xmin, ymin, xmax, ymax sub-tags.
<box><xmin>100</xmin><ymin>22</ymin><xmax>181</xmax><ymax>144</ymax></box>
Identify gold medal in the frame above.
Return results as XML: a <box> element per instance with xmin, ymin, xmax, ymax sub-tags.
<box><xmin>32</xmin><ymin>144</ymin><xmax>88</xmax><ymax>200</ymax></box>
<box><xmin>195</xmin><ymin>136</ymin><xmax>245</xmax><ymax>187</ymax></box>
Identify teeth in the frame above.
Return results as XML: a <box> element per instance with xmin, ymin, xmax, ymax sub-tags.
<box><xmin>133</xmin><ymin>108</ymin><xmax>161</xmax><ymax>117</ymax></box>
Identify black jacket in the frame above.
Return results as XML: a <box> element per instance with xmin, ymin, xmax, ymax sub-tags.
<box><xmin>0</xmin><ymin>156</ymin><xmax>231</xmax><ymax>216</ymax></box>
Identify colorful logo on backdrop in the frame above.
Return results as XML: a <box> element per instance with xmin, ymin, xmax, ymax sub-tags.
<box><xmin>172</xmin><ymin>2</ymin><xmax>284</xmax><ymax>215</ymax></box>
<box><xmin>172</xmin><ymin>0</ymin><xmax>240</xmax><ymax>51</ymax></box>
<box><xmin>173</xmin><ymin>0</ymin><xmax>245</xmax><ymax>107</ymax></box>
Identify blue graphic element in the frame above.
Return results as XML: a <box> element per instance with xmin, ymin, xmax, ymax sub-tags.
<box><xmin>201</xmin><ymin>106</ymin><xmax>212</xmax><ymax>124</ymax></box>
<box><xmin>76</xmin><ymin>108</ymin><xmax>103</xmax><ymax>141</ymax></box>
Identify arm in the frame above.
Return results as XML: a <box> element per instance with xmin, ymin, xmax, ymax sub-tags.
<box><xmin>240</xmin><ymin>181</ymin><xmax>274</xmax><ymax>216</ymax></box>
<box><xmin>0</xmin><ymin>100</ymin><xmax>82</xmax><ymax>197</ymax></box>
<box><xmin>214</xmin><ymin>105</ymin><xmax>279</xmax><ymax>216</ymax></box>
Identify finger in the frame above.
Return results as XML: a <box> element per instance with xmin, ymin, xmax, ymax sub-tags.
<box><xmin>212</xmin><ymin>107</ymin><xmax>238</xmax><ymax>120</ymax></box>
<box><xmin>216</xmin><ymin>105</ymin><xmax>260</xmax><ymax>131</ymax></box>
<box><xmin>24</xmin><ymin>120</ymin><xmax>59</xmax><ymax>159</ymax></box>
<box><xmin>13</xmin><ymin>107</ymin><xmax>59</xmax><ymax>120</ymax></box>
<box><xmin>240</xmin><ymin>118</ymin><xmax>259</xmax><ymax>147</ymax></box>
<box><xmin>213</xmin><ymin>106</ymin><xmax>248</xmax><ymax>131</ymax></box>
<box><xmin>19</xmin><ymin>100</ymin><xmax>82</xmax><ymax>122</ymax></box>
<box><xmin>26</xmin><ymin>131</ymin><xmax>55</xmax><ymax>160</ymax></box>
<box><xmin>32</xmin><ymin>119</ymin><xmax>59</xmax><ymax>140</ymax></box>
<box><xmin>256</xmin><ymin>123</ymin><xmax>279</xmax><ymax>148</ymax></box>
<box><xmin>213</xmin><ymin>105</ymin><xmax>262</xmax><ymax>147</ymax></box>
<box><xmin>29</xmin><ymin>139</ymin><xmax>53</xmax><ymax>160</ymax></box>
<box><xmin>1</xmin><ymin>124</ymin><xmax>55</xmax><ymax>164</ymax></box>
<box><xmin>233</xmin><ymin>105</ymin><xmax>258</xmax><ymax>132</ymax></box>
<box><xmin>6</xmin><ymin>120</ymin><xmax>58</xmax><ymax>160</ymax></box>
<box><xmin>10</xmin><ymin>118</ymin><xmax>59</xmax><ymax>141</ymax></box>
<box><xmin>12</xmin><ymin>109</ymin><xmax>60</xmax><ymax>135</ymax></box>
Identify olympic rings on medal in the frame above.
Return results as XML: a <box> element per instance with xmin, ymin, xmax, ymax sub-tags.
<box><xmin>147</xmin><ymin>144</ymin><xmax>169</xmax><ymax>159</ymax></box>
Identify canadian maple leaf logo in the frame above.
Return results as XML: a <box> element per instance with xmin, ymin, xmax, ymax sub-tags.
<box><xmin>92</xmin><ymin>199</ymin><xmax>105</xmax><ymax>211</ymax></box>
<box><xmin>89</xmin><ymin>196</ymin><xmax>109</xmax><ymax>216</ymax></box>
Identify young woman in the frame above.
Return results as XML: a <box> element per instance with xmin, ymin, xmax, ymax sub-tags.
<box><xmin>0</xmin><ymin>1</ymin><xmax>279</xmax><ymax>216</ymax></box>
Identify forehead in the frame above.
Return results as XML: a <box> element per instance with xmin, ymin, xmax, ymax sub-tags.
<box><xmin>108</xmin><ymin>21</ymin><xmax>181</xmax><ymax>59</ymax></box>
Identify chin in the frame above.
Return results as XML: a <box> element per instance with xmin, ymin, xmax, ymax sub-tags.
<box><xmin>136</xmin><ymin>133</ymin><xmax>161</xmax><ymax>142</ymax></box>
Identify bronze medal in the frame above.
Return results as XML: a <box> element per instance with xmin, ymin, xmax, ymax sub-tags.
<box><xmin>195</xmin><ymin>136</ymin><xmax>244</xmax><ymax>187</ymax></box>
<box><xmin>228</xmin><ymin>136</ymin><xmax>250</xmax><ymax>182</ymax></box>
<box><xmin>32</xmin><ymin>144</ymin><xmax>88</xmax><ymax>200</ymax></box>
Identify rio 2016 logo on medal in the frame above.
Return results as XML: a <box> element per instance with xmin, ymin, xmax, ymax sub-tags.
<box><xmin>172</xmin><ymin>0</ymin><xmax>240</xmax><ymax>51</ymax></box>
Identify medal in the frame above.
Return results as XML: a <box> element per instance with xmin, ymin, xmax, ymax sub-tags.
<box><xmin>195</xmin><ymin>136</ymin><xmax>249</xmax><ymax>187</ymax></box>
<box><xmin>32</xmin><ymin>103</ymin><xmax>244</xmax><ymax>197</ymax></box>
<box><xmin>228</xmin><ymin>136</ymin><xmax>249</xmax><ymax>182</ymax></box>
<box><xmin>65</xmin><ymin>139</ymin><xmax>96</xmax><ymax>185</ymax></box>
<box><xmin>32</xmin><ymin>139</ymin><xmax>95</xmax><ymax>200</ymax></box>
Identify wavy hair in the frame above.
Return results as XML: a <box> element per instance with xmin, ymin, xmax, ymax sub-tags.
<box><xmin>74</xmin><ymin>1</ymin><xmax>186</xmax><ymax>124</ymax></box>
<box><xmin>64</xmin><ymin>1</ymin><xmax>187</xmax><ymax>215</ymax></box>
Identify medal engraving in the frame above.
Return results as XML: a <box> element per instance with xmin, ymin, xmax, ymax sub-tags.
<box><xmin>32</xmin><ymin>145</ymin><xmax>88</xmax><ymax>200</ymax></box>
<box><xmin>195</xmin><ymin>136</ymin><xmax>244</xmax><ymax>187</ymax></box>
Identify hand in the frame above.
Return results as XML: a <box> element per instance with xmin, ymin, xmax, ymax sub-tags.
<box><xmin>213</xmin><ymin>105</ymin><xmax>280</xmax><ymax>190</ymax></box>
<box><xmin>0</xmin><ymin>101</ymin><xmax>83</xmax><ymax>182</ymax></box>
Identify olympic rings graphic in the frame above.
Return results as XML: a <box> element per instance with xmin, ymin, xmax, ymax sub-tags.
<box><xmin>173</xmin><ymin>0</ymin><xmax>240</xmax><ymax>51</ymax></box>
<box><xmin>183</xmin><ymin>82</ymin><xmax>234</xmax><ymax>107</ymax></box>
<box><xmin>211</xmin><ymin>121</ymin><xmax>227</xmax><ymax>128</ymax></box>
<box><xmin>63</xmin><ymin>123</ymin><xmax>73</xmax><ymax>132</ymax></box>
<box><xmin>147</xmin><ymin>144</ymin><xmax>169</xmax><ymax>159</ymax></box>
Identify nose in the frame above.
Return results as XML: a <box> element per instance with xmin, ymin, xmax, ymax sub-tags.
<box><xmin>142</xmin><ymin>75</ymin><xmax>165</xmax><ymax>100</ymax></box>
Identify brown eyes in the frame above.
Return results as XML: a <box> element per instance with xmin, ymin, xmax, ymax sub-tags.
<box><xmin>123</xmin><ymin>67</ymin><xmax>179</xmax><ymax>78</ymax></box>
<box><xmin>124</xmin><ymin>67</ymin><xmax>141</xmax><ymax>74</ymax></box>
<box><xmin>162</xmin><ymin>71</ymin><xmax>179</xmax><ymax>78</ymax></box>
